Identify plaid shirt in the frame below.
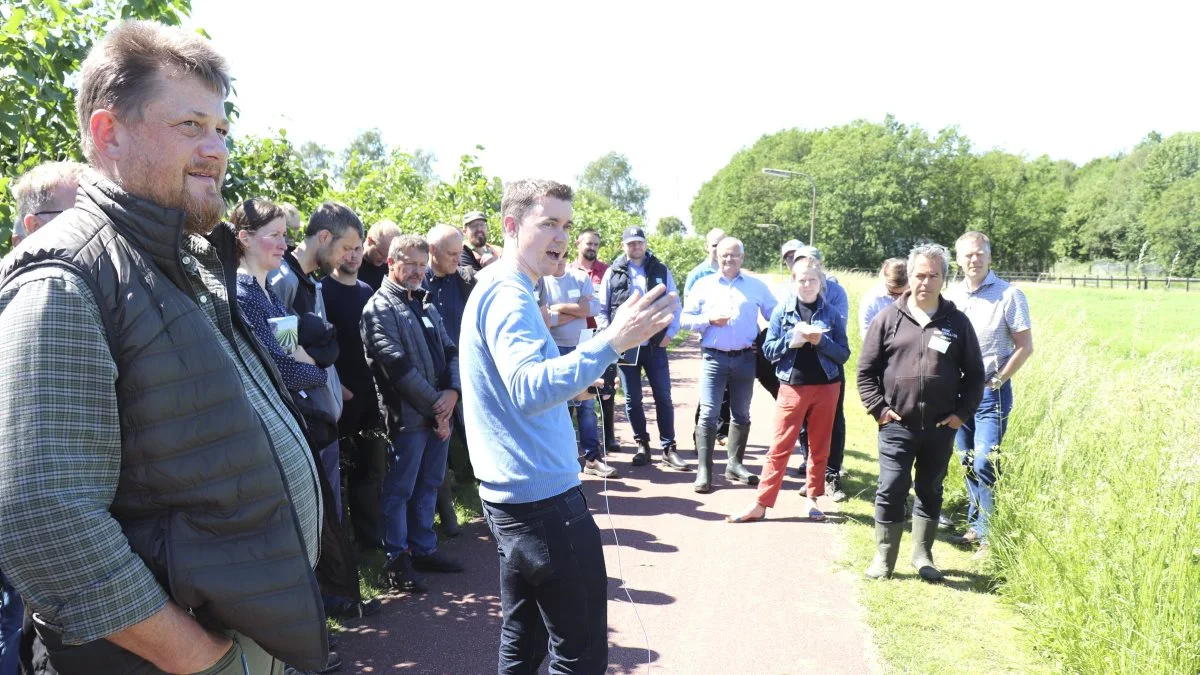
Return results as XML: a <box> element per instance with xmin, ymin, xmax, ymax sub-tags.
<box><xmin>0</xmin><ymin>237</ymin><xmax>320</xmax><ymax>645</ymax></box>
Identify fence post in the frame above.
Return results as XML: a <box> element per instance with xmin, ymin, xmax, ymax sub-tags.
<box><xmin>1071</xmin><ymin>276</ymin><xmax>1076</xmax><ymax>288</ymax></box>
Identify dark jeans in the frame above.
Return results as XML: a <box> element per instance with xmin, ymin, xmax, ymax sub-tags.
<box><xmin>875</xmin><ymin>423</ymin><xmax>957</xmax><ymax>524</ymax></box>
<box><xmin>0</xmin><ymin>570</ymin><xmax>19</xmax><ymax>675</ymax></box>
<box><xmin>343</xmin><ymin>430</ymin><xmax>387</xmax><ymax>549</ymax></box>
<box><xmin>617</xmin><ymin>345</ymin><xmax>675</xmax><ymax>448</ymax></box>
<box><xmin>798</xmin><ymin>380</ymin><xmax>847</xmax><ymax>477</ymax></box>
<box><xmin>384</xmin><ymin>428</ymin><xmax>450</xmax><ymax>558</ymax></box>
<box><xmin>482</xmin><ymin>487</ymin><xmax>607</xmax><ymax>675</ymax></box>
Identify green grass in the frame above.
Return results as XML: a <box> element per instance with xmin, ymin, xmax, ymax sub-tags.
<box><xmin>829</xmin><ymin>270</ymin><xmax>1200</xmax><ymax>675</ymax></box>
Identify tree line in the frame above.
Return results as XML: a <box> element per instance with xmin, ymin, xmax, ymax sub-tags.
<box><xmin>691</xmin><ymin>116</ymin><xmax>1200</xmax><ymax>275</ymax></box>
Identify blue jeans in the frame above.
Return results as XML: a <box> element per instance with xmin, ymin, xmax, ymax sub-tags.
<box><xmin>559</xmin><ymin>346</ymin><xmax>601</xmax><ymax>461</ymax></box>
<box><xmin>956</xmin><ymin>381</ymin><xmax>1013</xmax><ymax>539</ymax></box>
<box><xmin>698</xmin><ymin>348</ymin><xmax>755</xmax><ymax>430</ymax></box>
<box><xmin>618</xmin><ymin>345</ymin><xmax>675</xmax><ymax>448</ymax></box>
<box><xmin>383</xmin><ymin>428</ymin><xmax>450</xmax><ymax>559</ymax></box>
<box><xmin>483</xmin><ymin>487</ymin><xmax>607</xmax><ymax>674</ymax></box>
<box><xmin>0</xmin><ymin>570</ymin><xmax>21</xmax><ymax>675</ymax></box>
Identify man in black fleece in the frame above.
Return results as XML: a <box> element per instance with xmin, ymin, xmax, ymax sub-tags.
<box><xmin>857</xmin><ymin>243</ymin><xmax>984</xmax><ymax>582</ymax></box>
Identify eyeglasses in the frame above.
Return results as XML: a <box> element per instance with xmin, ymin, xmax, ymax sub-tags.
<box><xmin>33</xmin><ymin>210</ymin><xmax>63</xmax><ymax>218</ymax></box>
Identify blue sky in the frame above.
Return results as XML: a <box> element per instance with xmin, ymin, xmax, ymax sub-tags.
<box><xmin>188</xmin><ymin>0</ymin><xmax>1199</xmax><ymax>229</ymax></box>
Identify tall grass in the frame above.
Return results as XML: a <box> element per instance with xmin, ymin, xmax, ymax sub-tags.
<box><xmin>989</xmin><ymin>289</ymin><xmax>1200</xmax><ymax>674</ymax></box>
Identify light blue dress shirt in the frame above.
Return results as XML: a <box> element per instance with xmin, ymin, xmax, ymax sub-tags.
<box><xmin>680</xmin><ymin>272</ymin><xmax>777</xmax><ymax>350</ymax></box>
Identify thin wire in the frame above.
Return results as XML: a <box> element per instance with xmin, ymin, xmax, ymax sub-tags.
<box><xmin>595</xmin><ymin>390</ymin><xmax>653</xmax><ymax>673</ymax></box>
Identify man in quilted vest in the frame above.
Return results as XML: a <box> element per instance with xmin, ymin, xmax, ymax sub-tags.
<box><xmin>0</xmin><ymin>20</ymin><xmax>327</xmax><ymax>675</ymax></box>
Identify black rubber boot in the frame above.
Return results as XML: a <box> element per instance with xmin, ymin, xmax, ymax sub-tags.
<box><xmin>661</xmin><ymin>441</ymin><xmax>690</xmax><ymax>471</ymax></box>
<box><xmin>631</xmin><ymin>439</ymin><xmax>651</xmax><ymax>466</ymax></box>
<box><xmin>723</xmin><ymin>422</ymin><xmax>759</xmax><ymax>486</ymax></box>
<box><xmin>865</xmin><ymin>522</ymin><xmax>904</xmax><ymax>579</ymax></box>
<box><xmin>911</xmin><ymin>516</ymin><xmax>944</xmax><ymax>582</ymax></box>
<box><xmin>693</xmin><ymin>426</ymin><xmax>714</xmax><ymax>493</ymax></box>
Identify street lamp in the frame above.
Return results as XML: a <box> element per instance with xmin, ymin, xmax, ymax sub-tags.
<box><xmin>762</xmin><ymin>167</ymin><xmax>817</xmax><ymax>246</ymax></box>
<box><xmin>757</xmin><ymin>223</ymin><xmax>783</xmax><ymax>272</ymax></box>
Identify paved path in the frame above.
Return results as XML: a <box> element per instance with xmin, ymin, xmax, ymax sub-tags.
<box><xmin>337</xmin><ymin>335</ymin><xmax>880</xmax><ymax>674</ymax></box>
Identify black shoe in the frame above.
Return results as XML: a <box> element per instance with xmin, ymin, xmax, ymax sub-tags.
<box><xmin>825</xmin><ymin>474</ymin><xmax>847</xmax><ymax>502</ymax></box>
<box><xmin>605</xmin><ymin>439</ymin><xmax>622</xmax><ymax>453</ymax></box>
<box><xmin>661</xmin><ymin>443</ymin><xmax>690</xmax><ymax>471</ymax></box>
<box><xmin>716</xmin><ymin>434</ymin><xmax>728</xmax><ymax>446</ymax></box>
<box><xmin>631</xmin><ymin>440</ymin><xmax>651</xmax><ymax>466</ymax></box>
<box><xmin>386</xmin><ymin>553</ymin><xmax>427</xmax><ymax>593</ymax></box>
<box><xmin>325</xmin><ymin>596</ymin><xmax>382</xmax><ymax>619</ymax></box>
<box><xmin>412</xmin><ymin>551</ymin><xmax>464</xmax><ymax>574</ymax></box>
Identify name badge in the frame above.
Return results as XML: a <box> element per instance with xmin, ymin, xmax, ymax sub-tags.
<box><xmin>928</xmin><ymin>335</ymin><xmax>950</xmax><ymax>354</ymax></box>
<box><xmin>567</xmin><ymin>288</ymin><xmax>581</xmax><ymax>299</ymax></box>
<box><xmin>422</xmin><ymin>316</ymin><xmax>434</xmax><ymax>329</ymax></box>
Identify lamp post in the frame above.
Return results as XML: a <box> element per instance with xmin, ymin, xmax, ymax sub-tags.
<box><xmin>757</xmin><ymin>223</ymin><xmax>783</xmax><ymax>272</ymax></box>
<box><xmin>762</xmin><ymin>167</ymin><xmax>817</xmax><ymax>246</ymax></box>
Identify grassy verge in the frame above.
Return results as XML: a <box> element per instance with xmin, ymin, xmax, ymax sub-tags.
<box><xmin>986</xmin><ymin>287</ymin><xmax>1199</xmax><ymax>673</ymax></box>
<box><xmin>833</xmin><ymin>271</ymin><xmax>1052</xmax><ymax>674</ymax></box>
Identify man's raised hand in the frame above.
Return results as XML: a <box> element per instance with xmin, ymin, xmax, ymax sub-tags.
<box><xmin>606</xmin><ymin>285</ymin><xmax>679</xmax><ymax>354</ymax></box>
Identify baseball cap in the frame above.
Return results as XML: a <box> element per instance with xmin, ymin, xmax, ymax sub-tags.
<box><xmin>622</xmin><ymin>226</ymin><xmax>647</xmax><ymax>244</ymax></box>
<box><xmin>781</xmin><ymin>239</ymin><xmax>804</xmax><ymax>258</ymax></box>
<box><xmin>794</xmin><ymin>244</ymin><xmax>823</xmax><ymax>262</ymax></box>
<box><xmin>462</xmin><ymin>211</ymin><xmax>487</xmax><ymax>227</ymax></box>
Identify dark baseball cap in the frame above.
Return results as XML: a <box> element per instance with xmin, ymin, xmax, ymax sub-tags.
<box><xmin>462</xmin><ymin>211</ymin><xmax>487</xmax><ymax>227</ymax></box>
<box><xmin>621</xmin><ymin>226</ymin><xmax>647</xmax><ymax>244</ymax></box>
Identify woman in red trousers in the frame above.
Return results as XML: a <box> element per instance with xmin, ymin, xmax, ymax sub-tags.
<box><xmin>728</xmin><ymin>258</ymin><xmax>850</xmax><ymax>522</ymax></box>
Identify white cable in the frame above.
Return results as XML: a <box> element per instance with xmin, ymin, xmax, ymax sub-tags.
<box><xmin>595</xmin><ymin>390</ymin><xmax>652</xmax><ymax>673</ymax></box>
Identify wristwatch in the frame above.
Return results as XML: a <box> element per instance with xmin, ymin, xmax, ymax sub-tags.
<box><xmin>989</xmin><ymin>376</ymin><xmax>1004</xmax><ymax>391</ymax></box>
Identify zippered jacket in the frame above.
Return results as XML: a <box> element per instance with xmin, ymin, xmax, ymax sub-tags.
<box><xmin>857</xmin><ymin>293</ymin><xmax>985</xmax><ymax>429</ymax></box>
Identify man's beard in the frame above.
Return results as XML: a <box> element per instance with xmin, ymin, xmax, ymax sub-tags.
<box><xmin>338</xmin><ymin>260</ymin><xmax>361</xmax><ymax>276</ymax></box>
<box><xmin>470</xmin><ymin>233</ymin><xmax>487</xmax><ymax>248</ymax></box>
<box><xmin>582</xmin><ymin>249</ymin><xmax>597</xmax><ymax>261</ymax></box>
<box><xmin>122</xmin><ymin>159</ymin><xmax>226</xmax><ymax>235</ymax></box>
<box><xmin>316</xmin><ymin>243</ymin><xmax>338</xmax><ymax>275</ymax></box>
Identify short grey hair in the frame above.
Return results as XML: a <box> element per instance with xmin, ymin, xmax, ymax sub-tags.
<box><xmin>706</xmin><ymin>228</ymin><xmax>726</xmax><ymax>246</ymax></box>
<box><xmin>908</xmin><ymin>243</ymin><xmax>951</xmax><ymax>278</ymax></box>
<box><xmin>12</xmin><ymin>161</ymin><xmax>89</xmax><ymax>231</ymax></box>
<box><xmin>426</xmin><ymin>223</ymin><xmax>462</xmax><ymax>248</ymax></box>
<box><xmin>77</xmin><ymin>20</ymin><xmax>231</xmax><ymax>163</ymax></box>
<box><xmin>388</xmin><ymin>233</ymin><xmax>429</xmax><ymax>261</ymax></box>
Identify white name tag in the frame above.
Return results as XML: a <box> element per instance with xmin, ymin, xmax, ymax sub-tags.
<box><xmin>422</xmin><ymin>316</ymin><xmax>434</xmax><ymax>329</ymax></box>
<box><xmin>567</xmin><ymin>288</ymin><xmax>581</xmax><ymax>299</ymax></box>
<box><xmin>928</xmin><ymin>335</ymin><xmax>950</xmax><ymax>353</ymax></box>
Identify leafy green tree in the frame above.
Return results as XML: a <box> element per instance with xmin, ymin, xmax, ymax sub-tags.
<box><xmin>0</xmin><ymin>0</ymin><xmax>192</xmax><ymax>252</ymax></box>
<box><xmin>657</xmin><ymin>216</ymin><xmax>685</xmax><ymax>237</ymax></box>
<box><xmin>339</xmin><ymin>128</ymin><xmax>388</xmax><ymax>189</ymax></box>
<box><xmin>578</xmin><ymin>152</ymin><xmax>650</xmax><ymax>217</ymax></box>
<box><xmin>298</xmin><ymin>141</ymin><xmax>334</xmax><ymax>177</ymax></box>
<box><xmin>224</xmin><ymin>130</ymin><xmax>329</xmax><ymax>221</ymax></box>
<box><xmin>1143</xmin><ymin>174</ymin><xmax>1200</xmax><ymax>276</ymax></box>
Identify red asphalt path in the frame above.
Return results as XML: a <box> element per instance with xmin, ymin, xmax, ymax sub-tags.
<box><xmin>336</xmin><ymin>335</ymin><xmax>880</xmax><ymax>674</ymax></box>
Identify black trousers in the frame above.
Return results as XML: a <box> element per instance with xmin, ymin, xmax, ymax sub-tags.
<box><xmin>874</xmin><ymin>423</ymin><xmax>957</xmax><ymax>524</ymax></box>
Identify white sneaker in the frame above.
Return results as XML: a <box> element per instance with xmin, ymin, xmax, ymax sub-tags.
<box><xmin>584</xmin><ymin>459</ymin><xmax>618</xmax><ymax>478</ymax></box>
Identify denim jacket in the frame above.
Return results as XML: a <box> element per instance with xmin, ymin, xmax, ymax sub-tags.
<box><xmin>762</xmin><ymin>292</ymin><xmax>851</xmax><ymax>383</ymax></box>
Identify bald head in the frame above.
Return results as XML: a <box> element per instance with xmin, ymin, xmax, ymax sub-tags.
<box><xmin>365</xmin><ymin>219</ymin><xmax>401</xmax><ymax>265</ymax></box>
<box><xmin>427</xmin><ymin>223</ymin><xmax>464</xmax><ymax>276</ymax></box>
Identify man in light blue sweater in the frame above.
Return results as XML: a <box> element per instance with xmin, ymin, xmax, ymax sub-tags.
<box><xmin>461</xmin><ymin>179</ymin><xmax>678</xmax><ymax>674</ymax></box>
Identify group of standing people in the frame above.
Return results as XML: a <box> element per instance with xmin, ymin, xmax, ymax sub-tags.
<box><xmin>0</xmin><ymin>17</ymin><xmax>1037</xmax><ymax>675</ymax></box>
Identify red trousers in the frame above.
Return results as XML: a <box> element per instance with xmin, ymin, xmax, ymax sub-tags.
<box><xmin>756</xmin><ymin>381</ymin><xmax>841</xmax><ymax>507</ymax></box>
